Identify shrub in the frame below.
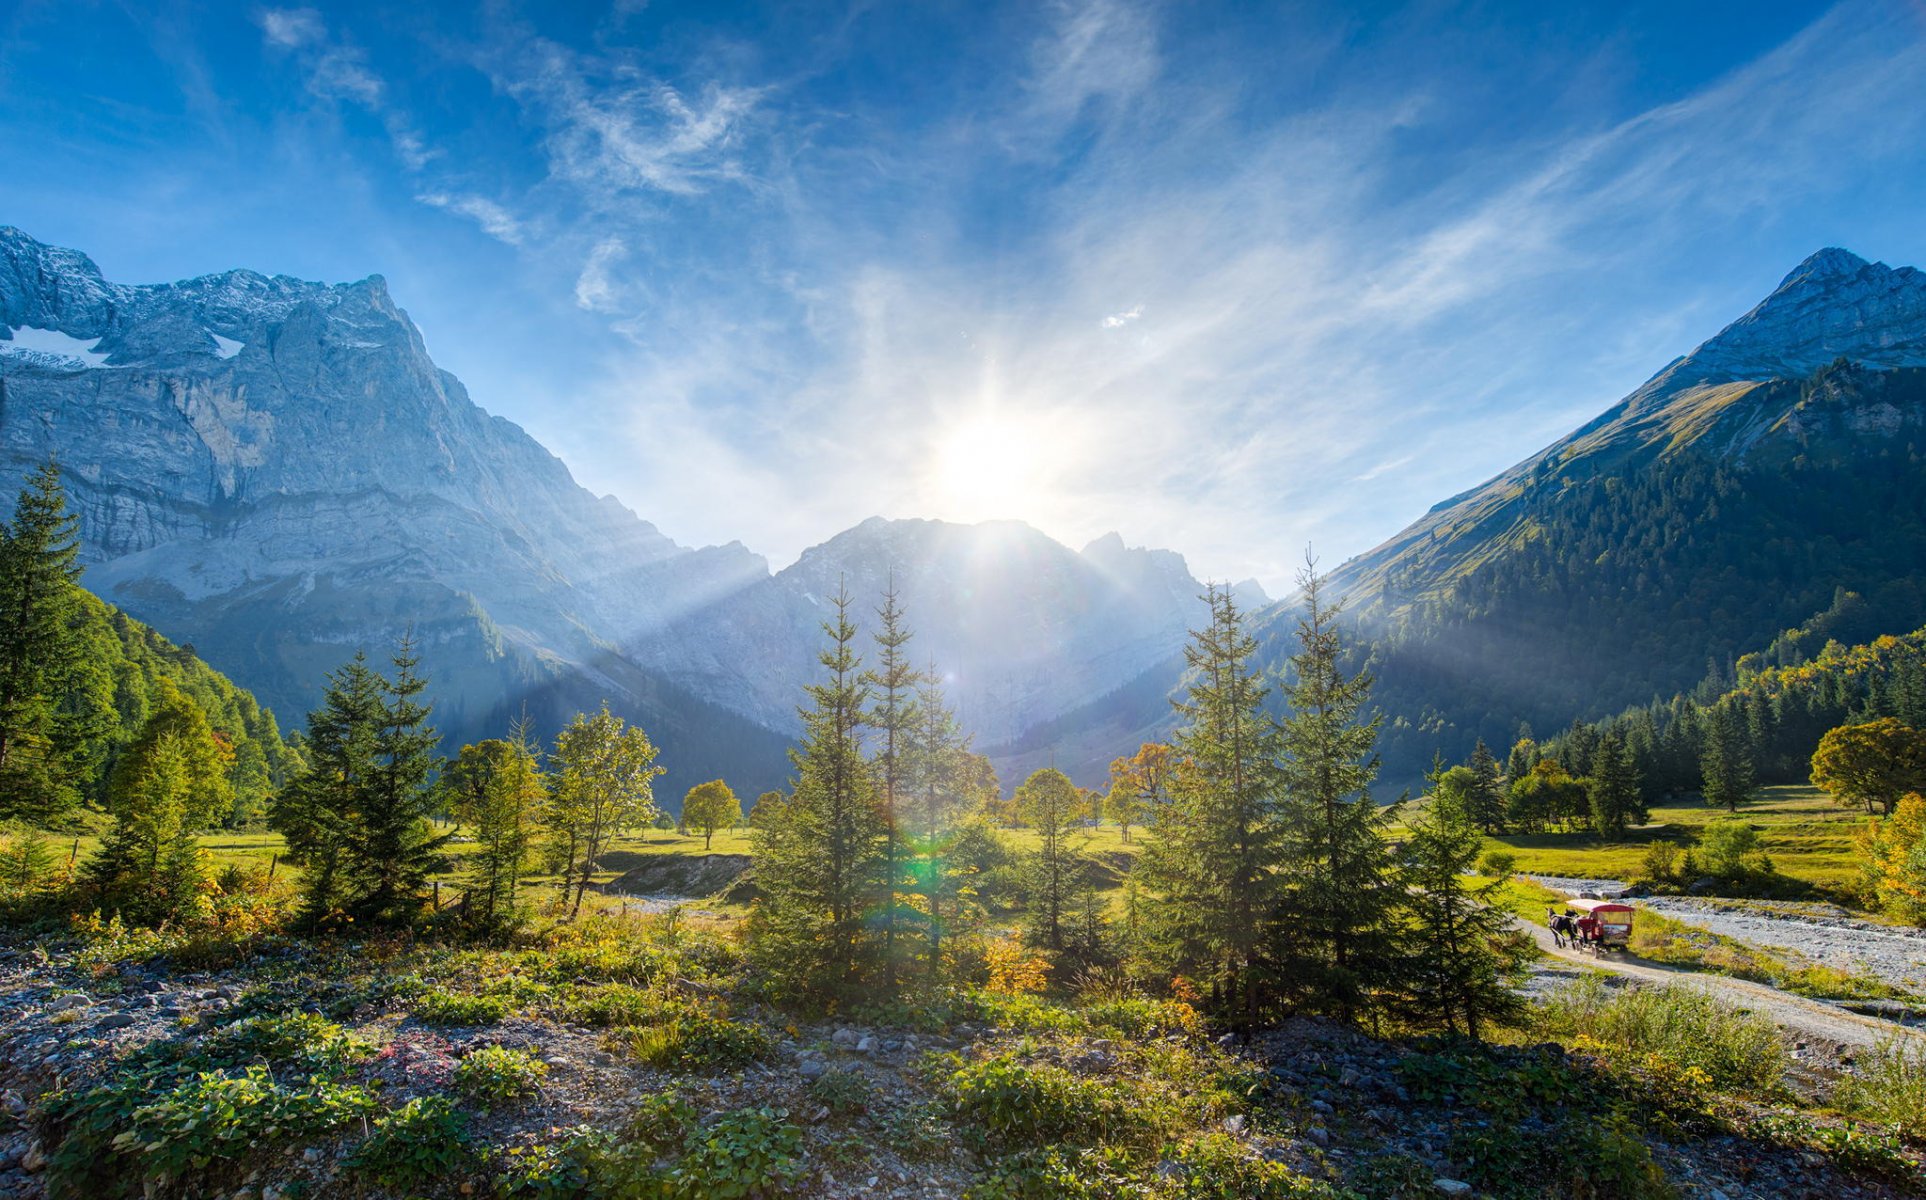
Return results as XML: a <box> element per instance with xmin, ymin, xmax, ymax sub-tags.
<box><xmin>566</xmin><ymin>982</ymin><xmax>672</xmax><ymax>1028</ymax></box>
<box><xmin>1639</xmin><ymin>840</ymin><xmax>1681</xmax><ymax>883</ymax></box>
<box><xmin>347</xmin><ymin>1095</ymin><xmax>474</xmax><ymax>1190</ymax></box>
<box><xmin>616</xmin><ymin>1010</ymin><xmax>772</xmax><ymax>1072</ymax></box>
<box><xmin>199</xmin><ymin>1012</ymin><xmax>371</xmax><ymax>1071</ymax></box>
<box><xmin>667</xmin><ymin>1107</ymin><xmax>803</xmax><ymax>1198</ymax></box>
<box><xmin>963</xmin><ymin>1145</ymin><xmax>1139</xmax><ymax>1199</ymax></box>
<box><xmin>1834</xmin><ymin>1038</ymin><xmax>1926</xmax><ymax>1143</ymax></box>
<box><xmin>1479</xmin><ymin>849</ymin><xmax>1518</xmax><ymax>879</ymax></box>
<box><xmin>944</xmin><ymin>1056</ymin><xmax>1150</xmax><ymax>1151</ymax></box>
<box><xmin>413</xmin><ymin>991</ymin><xmax>509</xmax><ymax>1026</ymax></box>
<box><xmin>808</xmin><ymin>1068</ymin><xmax>874</xmax><ymax>1117</ymax></box>
<box><xmin>455</xmin><ymin>1044</ymin><xmax>548</xmax><ymax>1105</ymax></box>
<box><xmin>1531</xmin><ymin>976</ymin><xmax>1784</xmax><ymax>1094</ymax></box>
<box><xmin>44</xmin><ymin>1066</ymin><xmax>377</xmax><ymax>1198</ymax></box>
<box><xmin>1171</xmin><ymin>1133</ymin><xmax>1349</xmax><ymax>1198</ymax></box>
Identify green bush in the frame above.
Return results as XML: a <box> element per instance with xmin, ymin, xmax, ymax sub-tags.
<box><xmin>414</xmin><ymin>990</ymin><xmax>510</xmax><ymax>1026</ymax></box>
<box><xmin>347</xmin><ymin>1095</ymin><xmax>474</xmax><ymax>1190</ymax></box>
<box><xmin>1834</xmin><ymin>1038</ymin><xmax>1926</xmax><ymax>1143</ymax></box>
<box><xmin>1170</xmin><ymin>1133</ymin><xmax>1351</xmax><ymax>1198</ymax></box>
<box><xmin>454</xmin><ymin>1044</ymin><xmax>548</xmax><ymax>1106</ymax></box>
<box><xmin>963</xmin><ymin>1145</ymin><xmax>1138</xmax><ymax>1199</ymax></box>
<box><xmin>667</xmin><ymin>1107</ymin><xmax>803</xmax><ymax>1198</ymax></box>
<box><xmin>566</xmin><ymin>982</ymin><xmax>672</xmax><ymax>1028</ymax></box>
<box><xmin>44</xmin><ymin>1066</ymin><xmax>377</xmax><ymax>1198</ymax></box>
<box><xmin>616</xmin><ymin>1010</ymin><xmax>771</xmax><ymax>1072</ymax></box>
<box><xmin>199</xmin><ymin>1012</ymin><xmax>371</xmax><ymax>1071</ymax></box>
<box><xmin>1530</xmin><ymin>976</ymin><xmax>1784</xmax><ymax>1093</ymax></box>
<box><xmin>808</xmin><ymin>1068</ymin><xmax>874</xmax><ymax>1117</ymax></box>
<box><xmin>944</xmin><ymin>1055</ymin><xmax>1150</xmax><ymax>1151</ymax></box>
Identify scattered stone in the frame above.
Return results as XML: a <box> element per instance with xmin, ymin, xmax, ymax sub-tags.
<box><xmin>1221</xmin><ymin>1114</ymin><xmax>1246</xmax><ymax>1134</ymax></box>
<box><xmin>854</xmin><ymin>1036</ymin><xmax>876</xmax><ymax>1054</ymax></box>
<box><xmin>20</xmin><ymin>1141</ymin><xmax>44</xmax><ymax>1173</ymax></box>
<box><xmin>1434</xmin><ymin>1180</ymin><xmax>1472</xmax><ymax>1196</ymax></box>
<box><xmin>95</xmin><ymin>1014</ymin><xmax>136</xmax><ymax>1031</ymax></box>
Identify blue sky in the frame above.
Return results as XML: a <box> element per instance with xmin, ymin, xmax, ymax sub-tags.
<box><xmin>4</xmin><ymin>0</ymin><xmax>1924</xmax><ymax>589</ymax></box>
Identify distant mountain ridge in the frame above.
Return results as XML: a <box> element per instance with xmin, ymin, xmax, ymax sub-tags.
<box><xmin>0</xmin><ymin>228</ymin><xmax>1207</xmax><ymax>793</ymax></box>
<box><xmin>1295</xmin><ymin>246</ymin><xmax>1926</xmax><ymax>788</ymax></box>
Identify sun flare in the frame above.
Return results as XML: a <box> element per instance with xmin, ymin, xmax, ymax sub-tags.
<box><xmin>929</xmin><ymin>411</ymin><xmax>1050</xmax><ymax>521</ymax></box>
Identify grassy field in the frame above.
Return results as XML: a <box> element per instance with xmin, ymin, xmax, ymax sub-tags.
<box><xmin>1479</xmin><ymin>785</ymin><xmax>1865</xmax><ymax>893</ymax></box>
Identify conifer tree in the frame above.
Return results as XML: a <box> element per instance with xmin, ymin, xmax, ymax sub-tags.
<box><xmin>1587</xmin><ymin>731</ymin><xmax>1643</xmax><ymax>837</ymax></box>
<box><xmin>550</xmin><ymin>704</ymin><xmax>664</xmax><ymax>917</ymax></box>
<box><xmin>1138</xmin><ymin>583</ymin><xmax>1284</xmax><ymax>1030</ymax></box>
<box><xmin>445</xmin><ymin>721</ymin><xmax>546</xmax><ymax>932</ymax></box>
<box><xmin>1014</xmin><ymin>766</ymin><xmax>1084</xmax><ymax>955</ymax></box>
<box><xmin>905</xmin><ymin>665</ymin><xmax>977</xmax><ymax>979</ymax></box>
<box><xmin>1397</xmin><ymin>798</ymin><xmax>1532</xmax><ymax>1039</ymax></box>
<box><xmin>1466</xmin><ymin>739</ymin><xmax>1506</xmax><ymax>833</ymax></box>
<box><xmin>1701</xmin><ymin>701</ymin><xmax>1756</xmax><ymax>812</ymax></box>
<box><xmin>0</xmin><ymin>462</ymin><xmax>83</xmax><ymax>820</ymax></box>
<box><xmin>1275</xmin><ymin>558</ymin><xmax>1404</xmax><ymax>1025</ymax></box>
<box><xmin>272</xmin><ymin>654</ymin><xmax>386</xmax><ymax>926</ymax></box>
<box><xmin>87</xmin><ymin>734</ymin><xmax>209</xmax><ymax>921</ymax></box>
<box><xmin>748</xmin><ymin>581</ymin><xmax>884</xmax><ymax>1000</ymax></box>
<box><xmin>348</xmin><ymin>638</ymin><xmax>448</xmax><ymax>924</ymax></box>
<box><xmin>864</xmin><ymin>577</ymin><xmax>922</xmax><ymax>986</ymax></box>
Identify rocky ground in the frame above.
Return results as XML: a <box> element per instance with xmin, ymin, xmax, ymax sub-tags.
<box><xmin>0</xmin><ymin>933</ymin><xmax>1920</xmax><ymax>1199</ymax></box>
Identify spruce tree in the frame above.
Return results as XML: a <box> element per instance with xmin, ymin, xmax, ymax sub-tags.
<box><xmin>1137</xmin><ymin>583</ymin><xmax>1283</xmax><ymax>1031</ymax></box>
<box><xmin>864</xmin><ymin>577</ymin><xmax>922</xmax><ymax>986</ymax></box>
<box><xmin>87</xmin><ymin>733</ymin><xmax>206</xmax><ymax>921</ymax></box>
<box><xmin>748</xmin><ymin>581</ymin><xmax>884</xmax><ymax>1000</ymax></box>
<box><xmin>1587</xmin><ymin>731</ymin><xmax>1643</xmax><ymax>837</ymax></box>
<box><xmin>1014</xmin><ymin>766</ymin><xmax>1084</xmax><ymax>956</ymax></box>
<box><xmin>348</xmin><ymin>638</ymin><xmax>448</xmax><ymax>924</ymax></box>
<box><xmin>1398</xmin><ymin>803</ymin><xmax>1532</xmax><ymax>1039</ymax></box>
<box><xmin>1701</xmin><ymin>702</ymin><xmax>1756</xmax><ymax>812</ymax></box>
<box><xmin>271</xmin><ymin>654</ymin><xmax>386</xmax><ymax>927</ymax></box>
<box><xmin>906</xmin><ymin>663</ymin><xmax>974</xmax><ymax>980</ymax></box>
<box><xmin>1275</xmin><ymin>558</ymin><xmax>1405</xmax><ymax>1025</ymax></box>
<box><xmin>0</xmin><ymin>462</ymin><xmax>83</xmax><ymax>820</ymax></box>
<box><xmin>1466</xmin><ymin>739</ymin><xmax>1506</xmax><ymax>833</ymax></box>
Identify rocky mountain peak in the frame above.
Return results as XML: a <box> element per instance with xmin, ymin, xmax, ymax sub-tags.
<box><xmin>1680</xmin><ymin>247</ymin><xmax>1926</xmax><ymax>386</ymax></box>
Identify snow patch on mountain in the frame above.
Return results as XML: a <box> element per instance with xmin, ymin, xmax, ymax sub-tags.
<box><xmin>3</xmin><ymin>325</ymin><xmax>111</xmax><ymax>367</ymax></box>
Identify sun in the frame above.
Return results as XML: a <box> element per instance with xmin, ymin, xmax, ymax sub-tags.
<box><xmin>929</xmin><ymin>410</ymin><xmax>1049</xmax><ymax>522</ymax></box>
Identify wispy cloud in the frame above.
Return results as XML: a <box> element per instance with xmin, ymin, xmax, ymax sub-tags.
<box><xmin>573</xmin><ymin>237</ymin><xmax>629</xmax><ymax>311</ymax></box>
<box><xmin>255</xmin><ymin>7</ymin><xmax>433</xmax><ymax>169</ymax></box>
<box><xmin>415</xmin><ymin>192</ymin><xmax>525</xmax><ymax>246</ymax></box>
<box><xmin>490</xmin><ymin>39</ymin><xmax>765</xmax><ymax>202</ymax></box>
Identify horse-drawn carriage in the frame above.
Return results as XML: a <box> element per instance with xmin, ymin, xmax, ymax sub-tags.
<box><xmin>1564</xmin><ymin>897</ymin><xmax>1635</xmax><ymax>952</ymax></box>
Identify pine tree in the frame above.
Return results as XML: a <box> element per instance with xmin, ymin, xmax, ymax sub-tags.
<box><xmin>906</xmin><ymin>664</ymin><xmax>975</xmax><ymax>980</ymax></box>
<box><xmin>748</xmin><ymin>581</ymin><xmax>885</xmax><ymax>1000</ymax></box>
<box><xmin>1398</xmin><ymin>803</ymin><xmax>1532</xmax><ymax>1039</ymax></box>
<box><xmin>1137</xmin><ymin>583</ymin><xmax>1284</xmax><ymax>1031</ymax></box>
<box><xmin>445</xmin><ymin>721</ymin><xmax>546</xmax><ymax>932</ymax></box>
<box><xmin>0</xmin><ymin>462</ymin><xmax>83</xmax><ymax>820</ymax></box>
<box><xmin>347</xmin><ymin>638</ymin><xmax>448</xmax><ymax>924</ymax></box>
<box><xmin>271</xmin><ymin>654</ymin><xmax>386</xmax><ymax>927</ymax></box>
<box><xmin>1275</xmin><ymin>558</ymin><xmax>1405</xmax><ymax>1025</ymax></box>
<box><xmin>550</xmin><ymin>704</ymin><xmax>665</xmax><ymax>917</ymax></box>
<box><xmin>1466</xmin><ymin>739</ymin><xmax>1506</xmax><ymax>833</ymax></box>
<box><xmin>864</xmin><ymin>577</ymin><xmax>922</xmax><ymax>987</ymax></box>
<box><xmin>87</xmin><ymin>733</ymin><xmax>211</xmax><ymax>921</ymax></box>
<box><xmin>1587</xmin><ymin>732</ymin><xmax>1643</xmax><ymax>838</ymax></box>
<box><xmin>1014</xmin><ymin>767</ymin><xmax>1084</xmax><ymax>956</ymax></box>
<box><xmin>1701</xmin><ymin>702</ymin><xmax>1756</xmax><ymax>812</ymax></box>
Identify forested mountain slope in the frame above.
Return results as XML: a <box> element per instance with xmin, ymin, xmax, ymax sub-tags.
<box><xmin>1292</xmin><ymin>249</ymin><xmax>1926</xmax><ymax>786</ymax></box>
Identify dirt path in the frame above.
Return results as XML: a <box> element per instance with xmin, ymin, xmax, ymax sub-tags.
<box><xmin>1520</xmin><ymin>920</ymin><xmax>1924</xmax><ymax>1052</ymax></box>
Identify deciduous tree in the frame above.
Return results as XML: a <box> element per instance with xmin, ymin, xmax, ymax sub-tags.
<box><xmin>682</xmin><ymin>779</ymin><xmax>741</xmax><ymax>850</ymax></box>
<box><xmin>1811</xmin><ymin>718</ymin><xmax>1926</xmax><ymax>816</ymax></box>
<box><xmin>550</xmin><ymin>704</ymin><xmax>664</xmax><ymax>918</ymax></box>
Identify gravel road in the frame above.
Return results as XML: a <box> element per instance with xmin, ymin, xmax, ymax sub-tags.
<box><xmin>1524</xmin><ymin>874</ymin><xmax>1926</xmax><ymax>994</ymax></box>
<box><xmin>1520</xmin><ymin>922</ymin><xmax>1923</xmax><ymax>1056</ymax></box>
